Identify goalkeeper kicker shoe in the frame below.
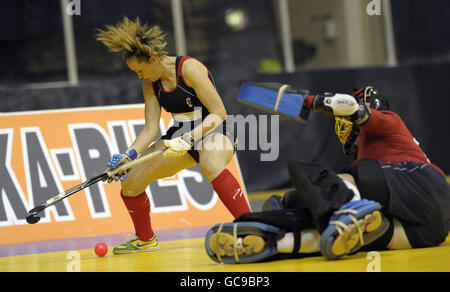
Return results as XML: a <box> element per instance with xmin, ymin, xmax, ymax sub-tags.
<box><xmin>320</xmin><ymin>199</ymin><xmax>390</xmax><ymax>260</ymax></box>
<box><xmin>205</xmin><ymin>222</ymin><xmax>285</xmax><ymax>264</ymax></box>
<box><xmin>113</xmin><ymin>235</ymin><xmax>159</xmax><ymax>255</ymax></box>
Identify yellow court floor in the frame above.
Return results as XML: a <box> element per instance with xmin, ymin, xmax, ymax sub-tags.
<box><xmin>1</xmin><ymin>235</ymin><xmax>450</xmax><ymax>272</ymax></box>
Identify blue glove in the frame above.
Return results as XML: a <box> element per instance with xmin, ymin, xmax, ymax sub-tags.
<box><xmin>106</xmin><ymin>148</ymin><xmax>137</xmax><ymax>183</ymax></box>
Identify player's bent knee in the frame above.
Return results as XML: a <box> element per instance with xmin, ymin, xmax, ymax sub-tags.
<box><xmin>120</xmin><ymin>179</ymin><xmax>146</xmax><ymax>197</ymax></box>
<box><xmin>199</xmin><ymin>158</ymin><xmax>227</xmax><ymax>182</ymax></box>
<box><xmin>201</xmin><ymin>163</ymin><xmax>225</xmax><ymax>182</ymax></box>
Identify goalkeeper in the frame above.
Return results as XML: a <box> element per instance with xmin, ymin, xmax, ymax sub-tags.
<box><xmin>204</xmin><ymin>86</ymin><xmax>450</xmax><ymax>264</ymax></box>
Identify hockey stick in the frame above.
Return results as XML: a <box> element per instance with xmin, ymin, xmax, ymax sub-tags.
<box><xmin>25</xmin><ymin>149</ymin><xmax>163</xmax><ymax>224</ymax></box>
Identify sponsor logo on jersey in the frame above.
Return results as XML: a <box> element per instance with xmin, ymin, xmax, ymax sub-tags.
<box><xmin>186</xmin><ymin>97</ymin><xmax>193</xmax><ymax>108</ymax></box>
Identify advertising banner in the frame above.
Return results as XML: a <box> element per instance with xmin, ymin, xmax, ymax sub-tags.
<box><xmin>0</xmin><ymin>105</ymin><xmax>244</xmax><ymax>244</ymax></box>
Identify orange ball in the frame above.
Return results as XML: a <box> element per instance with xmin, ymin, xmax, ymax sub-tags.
<box><xmin>94</xmin><ymin>243</ymin><xmax>108</xmax><ymax>257</ymax></box>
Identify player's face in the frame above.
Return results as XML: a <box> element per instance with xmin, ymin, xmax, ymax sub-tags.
<box><xmin>126</xmin><ymin>56</ymin><xmax>160</xmax><ymax>81</ymax></box>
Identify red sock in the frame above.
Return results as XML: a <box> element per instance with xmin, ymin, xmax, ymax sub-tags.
<box><xmin>211</xmin><ymin>169</ymin><xmax>251</xmax><ymax>218</ymax></box>
<box><xmin>120</xmin><ymin>190</ymin><xmax>154</xmax><ymax>241</ymax></box>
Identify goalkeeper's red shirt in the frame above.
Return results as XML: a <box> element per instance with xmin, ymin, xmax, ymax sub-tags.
<box><xmin>356</xmin><ymin>110</ymin><xmax>445</xmax><ymax>176</ymax></box>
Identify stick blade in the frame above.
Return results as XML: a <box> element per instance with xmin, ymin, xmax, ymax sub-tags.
<box><xmin>25</xmin><ymin>205</ymin><xmax>46</xmax><ymax>224</ymax></box>
<box><xmin>26</xmin><ymin>215</ymin><xmax>41</xmax><ymax>224</ymax></box>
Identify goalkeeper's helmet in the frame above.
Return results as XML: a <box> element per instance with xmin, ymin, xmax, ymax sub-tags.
<box><xmin>352</xmin><ymin>86</ymin><xmax>390</xmax><ymax>111</ymax></box>
<box><xmin>335</xmin><ymin>86</ymin><xmax>389</xmax><ymax>155</ymax></box>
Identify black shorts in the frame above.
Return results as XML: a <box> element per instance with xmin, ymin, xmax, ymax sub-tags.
<box><xmin>347</xmin><ymin>159</ymin><xmax>450</xmax><ymax>248</ymax></box>
<box><xmin>160</xmin><ymin>119</ymin><xmax>236</xmax><ymax>163</ymax></box>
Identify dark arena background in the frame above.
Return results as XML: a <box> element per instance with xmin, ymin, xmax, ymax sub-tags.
<box><xmin>0</xmin><ymin>0</ymin><xmax>449</xmax><ymax>274</ymax></box>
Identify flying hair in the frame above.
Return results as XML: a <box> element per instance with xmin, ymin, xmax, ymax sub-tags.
<box><xmin>95</xmin><ymin>17</ymin><xmax>168</xmax><ymax>61</ymax></box>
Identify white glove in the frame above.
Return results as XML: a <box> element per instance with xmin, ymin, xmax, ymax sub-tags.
<box><xmin>313</xmin><ymin>93</ymin><xmax>359</xmax><ymax>117</ymax></box>
<box><xmin>327</xmin><ymin>94</ymin><xmax>359</xmax><ymax>116</ymax></box>
<box><xmin>163</xmin><ymin>133</ymin><xmax>194</xmax><ymax>158</ymax></box>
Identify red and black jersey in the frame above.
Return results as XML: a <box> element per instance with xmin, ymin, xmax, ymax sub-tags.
<box><xmin>356</xmin><ymin>110</ymin><xmax>445</xmax><ymax>176</ymax></box>
<box><xmin>152</xmin><ymin>56</ymin><xmax>216</xmax><ymax>115</ymax></box>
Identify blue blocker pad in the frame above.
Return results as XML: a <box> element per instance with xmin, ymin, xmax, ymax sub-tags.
<box><xmin>237</xmin><ymin>82</ymin><xmax>310</xmax><ymax>123</ymax></box>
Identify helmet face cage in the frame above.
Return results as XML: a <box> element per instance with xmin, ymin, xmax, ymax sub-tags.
<box><xmin>335</xmin><ymin>116</ymin><xmax>354</xmax><ymax>144</ymax></box>
<box><xmin>335</xmin><ymin>117</ymin><xmax>360</xmax><ymax>154</ymax></box>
